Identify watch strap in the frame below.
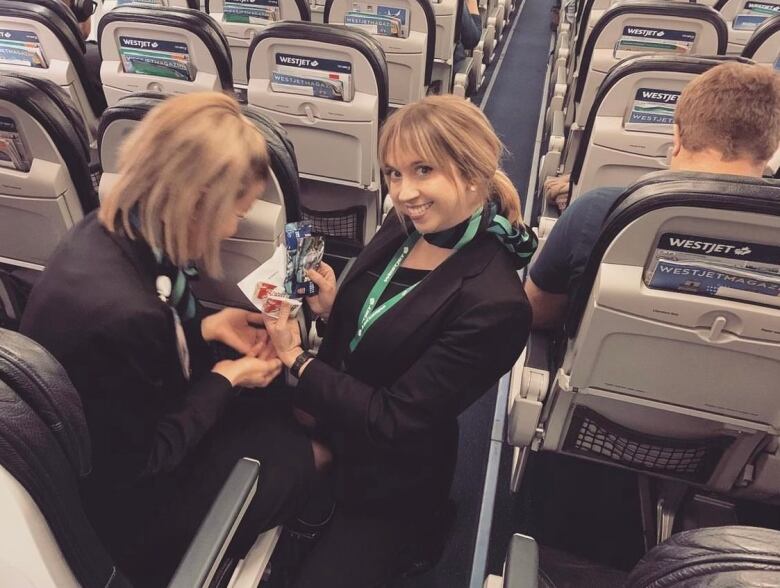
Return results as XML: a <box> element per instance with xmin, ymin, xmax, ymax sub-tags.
<box><xmin>291</xmin><ymin>350</ymin><xmax>314</xmax><ymax>379</ymax></box>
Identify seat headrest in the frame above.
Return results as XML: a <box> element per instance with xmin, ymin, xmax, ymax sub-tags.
<box><xmin>0</xmin><ymin>0</ymin><xmax>107</xmax><ymax>117</ymax></box>
<box><xmin>98</xmin><ymin>93</ymin><xmax>302</xmax><ymax>220</ymax></box>
<box><xmin>248</xmin><ymin>21</ymin><xmax>390</xmax><ymax>122</ymax></box>
<box><xmin>566</xmin><ymin>174</ymin><xmax>780</xmax><ymax>337</ymax></box>
<box><xmin>0</xmin><ymin>329</ymin><xmax>90</xmax><ymax>477</ymax></box>
<box><xmin>570</xmin><ymin>55</ymin><xmax>755</xmax><ymax>187</ymax></box>
<box><xmin>0</xmin><ymin>74</ymin><xmax>98</xmax><ymax>212</ymax></box>
<box><xmin>625</xmin><ymin>526</ymin><xmax>780</xmax><ymax>587</ymax></box>
<box><xmin>98</xmin><ymin>5</ymin><xmax>234</xmax><ymax>92</ymax></box>
<box><xmin>576</xmin><ymin>2</ymin><xmax>729</xmax><ymax>103</ymax></box>
<box><xmin>743</xmin><ymin>14</ymin><xmax>780</xmax><ymax>58</ymax></box>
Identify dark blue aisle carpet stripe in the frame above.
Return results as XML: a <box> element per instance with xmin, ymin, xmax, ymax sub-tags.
<box><xmin>478</xmin><ymin>0</ymin><xmax>556</xmax><ymax>576</ymax></box>
<box><xmin>482</xmin><ymin>0</ymin><xmax>555</xmax><ymax>219</ymax></box>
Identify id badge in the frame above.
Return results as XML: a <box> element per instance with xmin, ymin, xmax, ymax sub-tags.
<box><xmin>171</xmin><ymin>308</ymin><xmax>191</xmax><ymax>380</ymax></box>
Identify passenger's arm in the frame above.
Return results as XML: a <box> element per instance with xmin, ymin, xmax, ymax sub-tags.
<box><xmin>92</xmin><ymin>311</ymin><xmax>278</xmax><ymax>478</ymax></box>
<box><xmin>460</xmin><ymin>0</ymin><xmax>483</xmax><ymax>50</ymax></box>
<box><xmin>293</xmin><ymin>299</ymin><xmax>531</xmax><ymax>447</ymax></box>
<box><xmin>525</xmin><ymin>277</ymin><xmax>568</xmax><ymax>330</ymax></box>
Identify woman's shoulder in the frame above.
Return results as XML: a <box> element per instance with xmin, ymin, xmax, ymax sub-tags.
<box><xmin>459</xmin><ymin>239</ymin><xmax>529</xmax><ymax>312</ymax></box>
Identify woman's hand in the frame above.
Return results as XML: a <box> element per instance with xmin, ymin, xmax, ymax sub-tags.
<box><xmin>305</xmin><ymin>262</ymin><xmax>337</xmax><ymax>321</ymax></box>
<box><xmin>201</xmin><ymin>308</ymin><xmax>267</xmax><ymax>355</ymax></box>
<box><xmin>212</xmin><ymin>356</ymin><xmax>282</xmax><ymax>388</ymax></box>
<box><xmin>264</xmin><ymin>302</ymin><xmax>303</xmax><ymax>368</ymax></box>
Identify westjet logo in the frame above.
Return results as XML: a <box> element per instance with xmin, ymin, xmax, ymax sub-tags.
<box><xmin>121</xmin><ymin>38</ymin><xmax>158</xmax><ymax>49</ymax></box>
<box><xmin>626</xmin><ymin>27</ymin><xmax>665</xmax><ymax>37</ymax></box>
<box><xmin>639</xmin><ymin>90</ymin><xmax>678</xmax><ymax>103</ymax></box>
<box><xmin>668</xmin><ymin>237</ymin><xmax>752</xmax><ymax>256</ymax></box>
<box><xmin>278</xmin><ymin>55</ymin><xmax>316</xmax><ymax>67</ymax></box>
<box><xmin>749</xmin><ymin>2</ymin><xmax>780</xmax><ymax>11</ymax></box>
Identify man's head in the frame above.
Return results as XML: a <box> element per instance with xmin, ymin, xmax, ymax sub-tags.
<box><xmin>61</xmin><ymin>0</ymin><xmax>94</xmax><ymax>39</ymax></box>
<box><xmin>671</xmin><ymin>62</ymin><xmax>780</xmax><ymax>177</ymax></box>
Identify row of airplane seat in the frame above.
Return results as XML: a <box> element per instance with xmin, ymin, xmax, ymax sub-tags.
<box><xmin>539</xmin><ymin>1</ymin><xmax>780</xmax><ymax>220</ymax></box>
<box><xmin>0</xmin><ymin>0</ymin><xmax>522</xmax><ymax>308</ymax></box>
<box><xmin>493</xmin><ymin>0</ymin><xmax>780</xmax><ymax>578</ymax></box>
<box><xmin>0</xmin><ymin>0</ymin><xmax>517</xmax><ymax>282</ymax></box>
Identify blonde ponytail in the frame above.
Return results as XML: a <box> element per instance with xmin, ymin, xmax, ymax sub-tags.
<box><xmin>491</xmin><ymin>170</ymin><xmax>524</xmax><ymax>227</ymax></box>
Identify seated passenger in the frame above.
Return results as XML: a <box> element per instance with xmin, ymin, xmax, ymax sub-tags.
<box><xmin>454</xmin><ymin>0</ymin><xmax>482</xmax><ymax>74</ymax></box>
<box><xmin>62</xmin><ymin>0</ymin><xmax>102</xmax><ymax>86</ymax></box>
<box><xmin>526</xmin><ymin>62</ymin><xmax>780</xmax><ymax>329</ymax></box>
<box><xmin>263</xmin><ymin>95</ymin><xmax>537</xmax><ymax>588</ymax></box>
<box><xmin>20</xmin><ymin>93</ymin><xmax>321</xmax><ymax>586</ymax></box>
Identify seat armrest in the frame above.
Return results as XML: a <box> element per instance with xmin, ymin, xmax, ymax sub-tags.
<box><xmin>503</xmin><ymin>534</ymin><xmax>539</xmax><ymax>588</ymax></box>
<box><xmin>168</xmin><ymin>458</ymin><xmax>260</xmax><ymax>588</ymax></box>
<box><xmin>336</xmin><ymin>257</ymin><xmax>358</xmax><ymax>289</ymax></box>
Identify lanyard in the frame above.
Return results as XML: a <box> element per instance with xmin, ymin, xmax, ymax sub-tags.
<box><xmin>349</xmin><ymin>209</ymin><xmax>483</xmax><ymax>352</ymax></box>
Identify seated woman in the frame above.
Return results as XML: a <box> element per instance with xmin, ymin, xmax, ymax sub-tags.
<box><xmin>265</xmin><ymin>94</ymin><xmax>538</xmax><ymax>588</ymax></box>
<box><xmin>455</xmin><ymin>0</ymin><xmax>483</xmax><ymax>75</ymax></box>
<box><xmin>20</xmin><ymin>93</ymin><xmax>320</xmax><ymax>586</ymax></box>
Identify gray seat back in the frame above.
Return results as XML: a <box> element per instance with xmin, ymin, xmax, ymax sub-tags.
<box><xmin>569</xmin><ymin>55</ymin><xmax>751</xmax><ymax>202</ymax></box>
<box><xmin>98</xmin><ymin>5</ymin><xmax>234</xmax><ymax>106</ymax></box>
<box><xmin>742</xmin><ymin>13</ymin><xmax>780</xmax><ymax>66</ymax></box>
<box><xmin>324</xmin><ymin>0</ymin><xmax>435</xmax><ymax>105</ymax></box>
<box><xmin>544</xmin><ymin>175</ymin><xmax>780</xmax><ymax>498</ymax></box>
<box><xmin>0</xmin><ymin>0</ymin><xmax>107</xmax><ymax>144</ymax></box>
<box><xmin>0</xmin><ymin>73</ymin><xmax>95</xmax><ymax>270</ymax></box>
<box><xmin>210</xmin><ymin>0</ymin><xmax>311</xmax><ymax>84</ymax></box>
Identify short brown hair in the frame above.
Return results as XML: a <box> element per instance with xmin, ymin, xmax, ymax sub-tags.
<box><xmin>676</xmin><ymin>62</ymin><xmax>780</xmax><ymax>163</ymax></box>
<box><xmin>99</xmin><ymin>92</ymin><xmax>270</xmax><ymax>277</ymax></box>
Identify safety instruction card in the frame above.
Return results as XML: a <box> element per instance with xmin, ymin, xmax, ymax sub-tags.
<box><xmin>272</xmin><ymin>53</ymin><xmax>354</xmax><ymax>101</ymax></box>
<box><xmin>646</xmin><ymin>233</ymin><xmax>780</xmax><ymax>308</ymax></box>
<box><xmin>119</xmin><ymin>36</ymin><xmax>195</xmax><ymax>81</ymax></box>
<box><xmin>615</xmin><ymin>26</ymin><xmax>696</xmax><ymax>56</ymax></box>
<box><xmin>625</xmin><ymin>88</ymin><xmax>680</xmax><ymax>134</ymax></box>
<box><xmin>0</xmin><ymin>29</ymin><xmax>47</xmax><ymax>69</ymax></box>
<box><xmin>223</xmin><ymin>0</ymin><xmax>281</xmax><ymax>24</ymax></box>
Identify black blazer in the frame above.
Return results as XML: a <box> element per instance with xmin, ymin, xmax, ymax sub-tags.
<box><xmin>20</xmin><ymin>212</ymin><xmax>232</xmax><ymax>489</ymax></box>
<box><xmin>295</xmin><ymin>214</ymin><xmax>532</xmax><ymax>511</ymax></box>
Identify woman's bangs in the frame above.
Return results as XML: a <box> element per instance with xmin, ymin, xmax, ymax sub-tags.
<box><xmin>383</xmin><ymin>116</ymin><xmax>449</xmax><ymax>171</ymax></box>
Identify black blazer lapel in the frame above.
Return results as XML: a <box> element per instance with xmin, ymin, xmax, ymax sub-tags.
<box><xmin>348</xmin><ymin>233</ymin><xmax>503</xmax><ymax>366</ymax></box>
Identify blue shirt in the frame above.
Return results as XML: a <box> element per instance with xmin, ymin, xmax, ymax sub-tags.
<box><xmin>529</xmin><ymin>187</ymin><xmax>624</xmax><ymax>295</ymax></box>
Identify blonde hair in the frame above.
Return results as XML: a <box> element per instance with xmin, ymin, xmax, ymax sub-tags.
<box><xmin>378</xmin><ymin>94</ymin><xmax>523</xmax><ymax>226</ymax></box>
<box><xmin>676</xmin><ymin>62</ymin><xmax>780</xmax><ymax>164</ymax></box>
<box><xmin>99</xmin><ymin>92</ymin><xmax>270</xmax><ymax>277</ymax></box>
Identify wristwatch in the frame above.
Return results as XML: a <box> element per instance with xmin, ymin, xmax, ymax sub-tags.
<box><xmin>291</xmin><ymin>350</ymin><xmax>314</xmax><ymax>379</ymax></box>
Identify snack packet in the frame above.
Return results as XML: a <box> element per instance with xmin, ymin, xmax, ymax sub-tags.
<box><xmin>284</xmin><ymin>222</ymin><xmax>325</xmax><ymax>297</ymax></box>
<box><xmin>253</xmin><ymin>281</ymin><xmax>303</xmax><ymax>318</ymax></box>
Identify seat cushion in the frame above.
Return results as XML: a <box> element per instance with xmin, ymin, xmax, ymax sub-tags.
<box><xmin>0</xmin><ymin>328</ymin><xmax>90</xmax><ymax>476</ymax></box>
<box><xmin>625</xmin><ymin>526</ymin><xmax>780</xmax><ymax>587</ymax></box>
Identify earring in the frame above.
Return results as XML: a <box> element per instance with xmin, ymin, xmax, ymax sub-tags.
<box><xmin>469</xmin><ymin>185</ymin><xmax>477</xmax><ymax>191</ymax></box>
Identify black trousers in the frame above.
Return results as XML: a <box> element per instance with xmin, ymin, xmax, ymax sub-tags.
<box><xmin>292</xmin><ymin>508</ymin><xmax>415</xmax><ymax>588</ymax></box>
<box><xmin>93</xmin><ymin>391</ymin><xmax>318</xmax><ymax>587</ymax></box>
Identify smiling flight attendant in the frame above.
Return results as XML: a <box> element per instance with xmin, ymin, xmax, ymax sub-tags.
<box><xmin>265</xmin><ymin>94</ymin><xmax>538</xmax><ymax>587</ymax></box>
